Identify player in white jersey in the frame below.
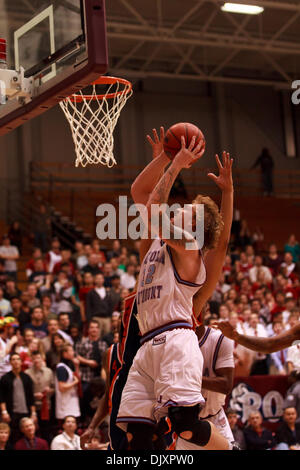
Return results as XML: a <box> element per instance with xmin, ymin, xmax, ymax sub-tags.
<box><xmin>176</xmin><ymin>324</ymin><xmax>235</xmax><ymax>450</ymax></box>
<box><xmin>117</xmin><ymin>128</ymin><xmax>233</xmax><ymax>450</ymax></box>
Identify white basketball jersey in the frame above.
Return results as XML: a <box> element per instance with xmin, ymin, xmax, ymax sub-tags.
<box><xmin>136</xmin><ymin>239</ymin><xmax>206</xmax><ymax>336</ymax></box>
<box><xmin>199</xmin><ymin>327</ymin><xmax>234</xmax><ymax>417</ymax></box>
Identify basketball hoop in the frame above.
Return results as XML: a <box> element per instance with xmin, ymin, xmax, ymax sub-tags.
<box><xmin>60</xmin><ymin>76</ymin><xmax>133</xmax><ymax>168</ymax></box>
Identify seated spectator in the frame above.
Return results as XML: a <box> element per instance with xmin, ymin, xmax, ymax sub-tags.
<box><xmin>81</xmin><ymin>254</ymin><xmax>102</xmax><ymax>276</ymax></box>
<box><xmin>24</xmin><ymin>306</ymin><xmax>48</xmax><ymax>339</ymax></box>
<box><xmin>281</xmin><ymin>252</ymin><xmax>297</xmax><ymax>279</ymax></box>
<box><xmin>110</xmin><ymin>257</ymin><xmax>124</xmax><ymax>277</ymax></box>
<box><xmin>46</xmin><ymin>239</ymin><xmax>62</xmax><ymax>274</ymax></box>
<box><xmin>0</xmin><ymin>235</ymin><xmax>20</xmax><ymax>281</ymax></box>
<box><xmin>265</xmin><ymin>243</ymin><xmax>283</xmax><ymax>275</ymax></box>
<box><xmin>0</xmin><ymin>287</ymin><xmax>12</xmax><ymax>316</ymax></box>
<box><xmin>106</xmin><ymin>240</ymin><xmax>121</xmax><ymax>261</ymax></box>
<box><xmin>266</xmin><ymin>312</ymin><xmax>284</xmax><ymax>336</ymax></box>
<box><xmin>0</xmin><ymin>353</ymin><xmax>36</xmax><ymax>441</ymax></box>
<box><xmin>25</xmin><ymin>351</ymin><xmax>54</xmax><ymax>442</ymax></box>
<box><xmin>73</xmin><ymin>241</ymin><xmax>88</xmax><ymax>271</ymax></box>
<box><xmin>284</xmin><ymin>234</ymin><xmax>300</xmax><ymax>264</ymax></box>
<box><xmin>218</xmin><ymin>304</ymin><xmax>230</xmax><ymax>321</ymax></box>
<box><xmin>46</xmin><ymin>333</ymin><xmax>66</xmax><ymax>371</ymax></box>
<box><xmin>85</xmin><ymin>274</ymin><xmax>113</xmax><ymax>334</ymax></box>
<box><xmin>42</xmin><ymin>318</ymin><xmax>60</xmax><ymax>353</ymax></box>
<box><xmin>102</xmin><ymin>262</ymin><xmax>113</xmax><ymax>288</ymax></box>
<box><xmin>286</xmin><ymin>309</ymin><xmax>300</xmax><ymax>330</ymax></box>
<box><xmin>250</xmin><ymin>297</ymin><xmax>270</xmax><ymax>325</ymax></box>
<box><xmin>4</xmin><ymin>278</ymin><xmax>22</xmax><ymax>302</ymax></box>
<box><xmin>286</xmin><ymin>341</ymin><xmax>300</xmax><ymax>373</ymax></box>
<box><xmin>15</xmin><ymin>416</ymin><xmax>48</xmax><ymax>450</ymax></box>
<box><xmin>244</xmin><ymin>313</ymin><xmax>269</xmax><ymax>375</ymax></box>
<box><xmin>228</xmin><ymin>311</ymin><xmax>244</xmax><ymax>335</ymax></box>
<box><xmin>120</xmin><ymin>263</ymin><xmax>136</xmax><ymax>290</ymax></box>
<box><xmin>78</xmin><ymin>272</ymin><xmax>95</xmax><ymax>323</ymax></box>
<box><xmin>91</xmin><ymin>239</ymin><xmax>106</xmax><ymax>265</ymax></box>
<box><xmin>270</xmin><ymin>321</ymin><xmax>288</xmax><ymax>375</ymax></box>
<box><xmin>41</xmin><ymin>294</ymin><xmax>55</xmax><ymax>321</ymax></box>
<box><xmin>28</xmin><ymin>259</ymin><xmax>48</xmax><ymax>287</ymax></box>
<box><xmin>249</xmin><ymin>255</ymin><xmax>272</xmax><ymax>284</ymax></box>
<box><xmin>19</xmin><ymin>337</ymin><xmax>45</xmax><ymax>371</ymax></box>
<box><xmin>275</xmin><ymin>407</ymin><xmax>300</xmax><ymax>450</ymax></box>
<box><xmin>26</xmin><ymin>248</ymin><xmax>47</xmax><ymax>279</ymax></box>
<box><xmin>243</xmin><ymin>411</ymin><xmax>276</xmax><ymax>450</ymax></box>
<box><xmin>222</xmin><ymin>254</ymin><xmax>232</xmax><ymax>279</ymax></box>
<box><xmin>69</xmin><ymin>324</ymin><xmax>82</xmax><ymax>348</ymax></box>
<box><xmin>51</xmin><ymin>272</ymin><xmax>75</xmax><ymax>315</ymax></box>
<box><xmin>0</xmin><ymin>317</ymin><xmax>19</xmax><ymax>379</ymax></box>
<box><xmin>50</xmin><ymin>415</ymin><xmax>81</xmax><ymax>450</ymax></box>
<box><xmin>225</xmin><ymin>408</ymin><xmax>246</xmax><ymax>450</ymax></box>
<box><xmin>0</xmin><ymin>422</ymin><xmax>12</xmax><ymax>450</ymax></box>
<box><xmin>10</xmin><ymin>296</ymin><xmax>30</xmax><ymax>332</ymax></box>
<box><xmin>75</xmin><ymin>320</ymin><xmax>106</xmax><ymax>415</ymax></box>
<box><xmin>102</xmin><ymin>311</ymin><xmax>121</xmax><ymax>347</ymax></box>
<box><xmin>0</xmin><ymin>260</ymin><xmax>9</xmax><ymax>288</ymax></box>
<box><xmin>57</xmin><ymin>313</ymin><xmax>73</xmax><ymax>345</ymax></box>
<box><xmin>109</xmin><ymin>274</ymin><xmax>121</xmax><ymax>311</ymax></box>
<box><xmin>26</xmin><ymin>284</ymin><xmax>41</xmax><ymax>310</ymax></box>
<box><xmin>55</xmin><ymin>344</ymin><xmax>80</xmax><ymax>420</ymax></box>
<box><xmin>284</xmin><ymin>370</ymin><xmax>300</xmax><ymax>422</ymax></box>
<box><xmin>15</xmin><ymin>328</ymin><xmax>34</xmax><ymax>354</ymax></box>
<box><xmin>282</xmin><ymin>294</ymin><xmax>297</xmax><ymax>326</ymax></box>
<box><xmin>53</xmin><ymin>249</ymin><xmax>75</xmax><ymax>276</ymax></box>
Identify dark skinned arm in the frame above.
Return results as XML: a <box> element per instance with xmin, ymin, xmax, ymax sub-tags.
<box><xmin>214</xmin><ymin>321</ymin><xmax>300</xmax><ymax>354</ymax></box>
<box><xmin>202</xmin><ymin>367</ymin><xmax>234</xmax><ymax>395</ymax></box>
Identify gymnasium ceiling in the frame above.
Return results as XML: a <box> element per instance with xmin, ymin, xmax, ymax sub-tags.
<box><xmin>106</xmin><ymin>0</ymin><xmax>300</xmax><ymax>88</ymax></box>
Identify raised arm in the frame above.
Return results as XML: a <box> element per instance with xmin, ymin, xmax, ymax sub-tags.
<box><xmin>193</xmin><ymin>152</ymin><xmax>233</xmax><ymax>318</ymax></box>
<box><xmin>213</xmin><ymin>321</ymin><xmax>300</xmax><ymax>354</ymax></box>
<box><xmin>131</xmin><ymin>128</ymin><xmax>170</xmax><ymax>262</ymax></box>
<box><xmin>146</xmin><ymin>136</ymin><xmax>204</xmax><ymax>253</ymax></box>
<box><xmin>131</xmin><ymin>127</ymin><xmax>170</xmax><ymax>206</ymax></box>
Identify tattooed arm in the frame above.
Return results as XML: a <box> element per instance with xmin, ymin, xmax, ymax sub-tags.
<box><xmin>131</xmin><ymin>128</ymin><xmax>170</xmax><ymax>263</ymax></box>
<box><xmin>146</xmin><ymin>136</ymin><xmax>205</xmax><ymax>253</ymax></box>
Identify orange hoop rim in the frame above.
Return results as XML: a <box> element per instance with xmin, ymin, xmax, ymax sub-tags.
<box><xmin>65</xmin><ymin>76</ymin><xmax>133</xmax><ymax>103</ymax></box>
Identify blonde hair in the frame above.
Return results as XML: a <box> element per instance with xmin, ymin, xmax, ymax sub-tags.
<box><xmin>192</xmin><ymin>194</ymin><xmax>224</xmax><ymax>250</ymax></box>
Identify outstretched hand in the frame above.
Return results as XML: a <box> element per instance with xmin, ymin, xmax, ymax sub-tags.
<box><xmin>173</xmin><ymin>136</ymin><xmax>205</xmax><ymax>169</ymax></box>
<box><xmin>146</xmin><ymin>127</ymin><xmax>165</xmax><ymax>160</ymax></box>
<box><xmin>208</xmin><ymin>152</ymin><xmax>233</xmax><ymax>192</ymax></box>
<box><xmin>211</xmin><ymin>320</ymin><xmax>237</xmax><ymax>340</ymax></box>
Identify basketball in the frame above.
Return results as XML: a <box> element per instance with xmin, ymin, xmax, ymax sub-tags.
<box><xmin>164</xmin><ymin>122</ymin><xmax>205</xmax><ymax>160</ymax></box>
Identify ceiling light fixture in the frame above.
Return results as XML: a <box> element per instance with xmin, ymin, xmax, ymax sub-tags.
<box><xmin>221</xmin><ymin>2</ymin><xmax>264</xmax><ymax>15</ymax></box>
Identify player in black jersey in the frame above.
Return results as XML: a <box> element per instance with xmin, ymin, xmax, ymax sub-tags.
<box><xmin>80</xmin><ymin>292</ymin><xmax>140</xmax><ymax>450</ymax></box>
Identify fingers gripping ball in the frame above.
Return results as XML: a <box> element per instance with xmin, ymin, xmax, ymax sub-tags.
<box><xmin>164</xmin><ymin>122</ymin><xmax>205</xmax><ymax>160</ymax></box>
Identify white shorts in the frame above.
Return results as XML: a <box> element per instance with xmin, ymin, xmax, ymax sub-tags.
<box><xmin>175</xmin><ymin>408</ymin><xmax>234</xmax><ymax>450</ymax></box>
<box><xmin>116</xmin><ymin>328</ymin><xmax>205</xmax><ymax>431</ymax></box>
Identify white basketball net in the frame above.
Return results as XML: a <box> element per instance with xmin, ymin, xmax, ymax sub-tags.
<box><xmin>60</xmin><ymin>78</ymin><xmax>133</xmax><ymax>168</ymax></box>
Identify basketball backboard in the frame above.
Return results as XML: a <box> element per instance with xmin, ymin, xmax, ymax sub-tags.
<box><xmin>0</xmin><ymin>0</ymin><xmax>108</xmax><ymax>135</ymax></box>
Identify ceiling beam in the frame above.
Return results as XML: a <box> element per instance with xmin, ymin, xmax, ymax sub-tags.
<box><xmin>107</xmin><ymin>27</ymin><xmax>300</xmax><ymax>57</ymax></box>
<box><xmin>108</xmin><ymin>67</ymin><xmax>291</xmax><ymax>89</ymax></box>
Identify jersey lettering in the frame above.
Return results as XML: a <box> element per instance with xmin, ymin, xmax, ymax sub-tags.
<box><xmin>145</xmin><ymin>264</ymin><xmax>156</xmax><ymax>284</ymax></box>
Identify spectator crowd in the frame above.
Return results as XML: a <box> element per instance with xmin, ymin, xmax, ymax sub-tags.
<box><xmin>0</xmin><ymin>214</ymin><xmax>300</xmax><ymax>450</ymax></box>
